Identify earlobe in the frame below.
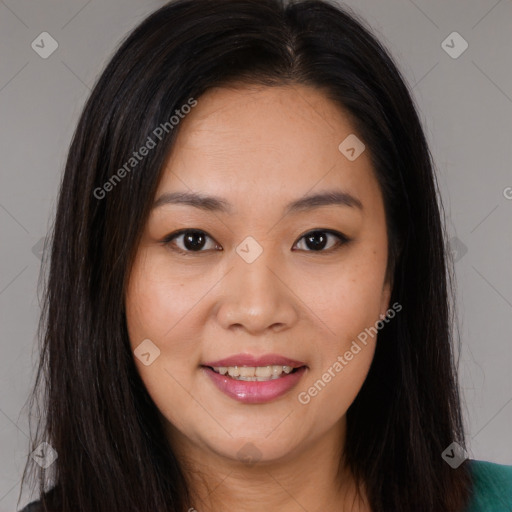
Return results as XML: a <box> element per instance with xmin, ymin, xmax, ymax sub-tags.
<box><xmin>380</xmin><ymin>278</ymin><xmax>393</xmax><ymax>319</ymax></box>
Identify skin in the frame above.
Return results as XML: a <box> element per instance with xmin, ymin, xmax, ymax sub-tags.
<box><xmin>125</xmin><ymin>83</ymin><xmax>392</xmax><ymax>512</ymax></box>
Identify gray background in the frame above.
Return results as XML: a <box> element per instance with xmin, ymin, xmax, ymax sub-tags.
<box><xmin>1</xmin><ymin>0</ymin><xmax>511</xmax><ymax>510</ymax></box>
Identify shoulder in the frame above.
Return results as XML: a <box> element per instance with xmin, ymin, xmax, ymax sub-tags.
<box><xmin>465</xmin><ymin>459</ymin><xmax>512</xmax><ymax>511</ymax></box>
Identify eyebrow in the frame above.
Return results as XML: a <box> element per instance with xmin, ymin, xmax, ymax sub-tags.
<box><xmin>152</xmin><ymin>189</ymin><xmax>363</xmax><ymax>215</ymax></box>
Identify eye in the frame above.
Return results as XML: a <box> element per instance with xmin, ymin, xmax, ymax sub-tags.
<box><xmin>161</xmin><ymin>229</ymin><xmax>220</xmax><ymax>254</ymax></box>
<box><xmin>161</xmin><ymin>229</ymin><xmax>350</xmax><ymax>255</ymax></box>
<box><xmin>293</xmin><ymin>229</ymin><xmax>350</xmax><ymax>253</ymax></box>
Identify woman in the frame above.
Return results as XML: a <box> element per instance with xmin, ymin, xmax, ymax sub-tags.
<box><xmin>18</xmin><ymin>0</ymin><xmax>512</xmax><ymax>511</ymax></box>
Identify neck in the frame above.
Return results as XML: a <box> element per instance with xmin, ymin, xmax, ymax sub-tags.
<box><xmin>166</xmin><ymin>418</ymin><xmax>370</xmax><ymax>512</ymax></box>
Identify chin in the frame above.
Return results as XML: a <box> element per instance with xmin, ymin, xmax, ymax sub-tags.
<box><xmin>210</xmin><ymin>436</ymin><xmax>300</xmax><ymax>466</ymax></box>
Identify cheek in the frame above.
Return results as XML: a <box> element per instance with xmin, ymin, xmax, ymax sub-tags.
<box><xmin>295</xmin><ymin>264</ymin><xmax>384</xmax><ymax>421</ymax></box>
<box><xmin>297</xmin><ymin>342</ymin><xmax>376</xmax><ymax>430</ymax></box>
<box><xmin>293</xmin><ymin>241</ymin><xmax>387</xmax><ymax>411</ymax></box>
<box><xmin>125</xmin><ymin>253</ymin><xmax>205</xmax><ymax>433</ymax></box>
<box><xmin>125</xmin><ymin>249</ymin><xmax>203</xmax><ymax>404</ymax></box>
<box><xmin>298</xmin><ymin>251</ymin><xmax>387</xmax><ymax>345</ymax></box>
<box><xmin>125</xmin><ymin>247</ymin><xmax>204</xmax><ymax>344</ymax></box>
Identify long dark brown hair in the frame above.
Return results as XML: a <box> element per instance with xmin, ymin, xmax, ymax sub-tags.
<box><xmin>19</xmin><ymin>0</ymin><xmax>473</xmax><ymax>511</ymax></box>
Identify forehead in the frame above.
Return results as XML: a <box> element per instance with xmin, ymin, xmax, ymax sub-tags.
<box><xmin>157</xmin><ymin>84</ymin><xmax>377</xmax><ymax>207</ymax></box>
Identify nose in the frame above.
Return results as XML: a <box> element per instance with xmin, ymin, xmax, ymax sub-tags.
<box><xmin>215</xmin><ymin>247</ymin><xmax>299</xmax><ymax>335</ymax></box>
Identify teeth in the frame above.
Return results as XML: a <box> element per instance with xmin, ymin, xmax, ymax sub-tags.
<box><xmin>239</xmin><ymin>366</ymin><xmax>255</xmax><ymax>378</ymax></box>
<box><xmin>211</xmin><ymin>365</ymin><xmax>296</xmax><ymax>381</ymax></box>
<box><xmin>272</xmin><ymin>365</ymin><xmax>283</xmax><ymax>377</ymax></box>
<box><xmin>255</xmin><ymin>366</ymin><xmax>272</xmax><ymax>378</ymax></box>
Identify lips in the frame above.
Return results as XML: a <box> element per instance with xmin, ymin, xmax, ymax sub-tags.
<box><xmin>201</xmin><ymin>353</ymin><xmax>308</xmax><ymax>404</ymax></box>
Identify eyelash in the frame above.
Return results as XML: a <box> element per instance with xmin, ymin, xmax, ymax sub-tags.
<box><xmin>161</xmin><ymin>229</ymin><xmax>351</xmax><ymax>256</ymax></box>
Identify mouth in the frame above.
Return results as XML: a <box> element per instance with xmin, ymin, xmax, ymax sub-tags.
<box><xmin>200</xmin><ymin>354</ymin><xmax>308</xmax><ymax>404</ymax></box>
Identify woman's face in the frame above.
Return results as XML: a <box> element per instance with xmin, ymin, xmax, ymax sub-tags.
<box><xmin>125</xmin><ymin>84</ymin><xmax>392</xmax><ymax>465</ymax></box>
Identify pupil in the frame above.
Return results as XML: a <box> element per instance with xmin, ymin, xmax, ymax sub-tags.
<box><xmin>306</xmin><ymin>231</ymin><xmax>327</xmax><ymax>251</ymax></box>
<box><xmin>184</xmin><ymin>231</ymin><xmax>205</xmax><ymax>251</ymax></box>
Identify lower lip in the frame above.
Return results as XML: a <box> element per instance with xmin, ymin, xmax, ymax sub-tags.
<box><xmin>202</xmin><ymin>366</ymin><xmax>307</xmax><ymax>404</ymax></box>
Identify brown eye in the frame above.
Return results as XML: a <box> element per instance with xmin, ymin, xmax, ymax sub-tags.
<box><xmin>162</xmin><ymin>229</ymin><xmax>220</xmax><ymax>254</ymax></box>
<box><xmin>293</xmin><ymin>230</ymin><xmax>350</xmax><ymax>253</ymax></box>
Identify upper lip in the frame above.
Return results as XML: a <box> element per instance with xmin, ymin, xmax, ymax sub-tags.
<box><xmin>202</xmin><ymin>353</ymin><xmax>307</xmax><ymax>368</ymax></box>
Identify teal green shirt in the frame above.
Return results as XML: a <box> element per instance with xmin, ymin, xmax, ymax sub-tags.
<box><xmin>465</xmin><ymin>460</ymin><xmax>512</xmax><ymax>511</ymax></box>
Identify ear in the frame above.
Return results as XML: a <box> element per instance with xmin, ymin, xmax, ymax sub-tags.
<box><xmin>379</xmin><ymin>274</ymin><xmax>393</xmax><ymax>319</ymax></box>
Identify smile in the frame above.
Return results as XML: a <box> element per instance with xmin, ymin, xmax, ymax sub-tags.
<box><xmin>201</xmin><ymin>364</ymin><xmax>307</xmax><ymax>404</ymax></box>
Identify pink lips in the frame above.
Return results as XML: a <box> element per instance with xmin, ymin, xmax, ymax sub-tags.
<box><xmin>201</xmin><ymin>353</ymin><xmax>308</xmax><ymax>404</ymax></box>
